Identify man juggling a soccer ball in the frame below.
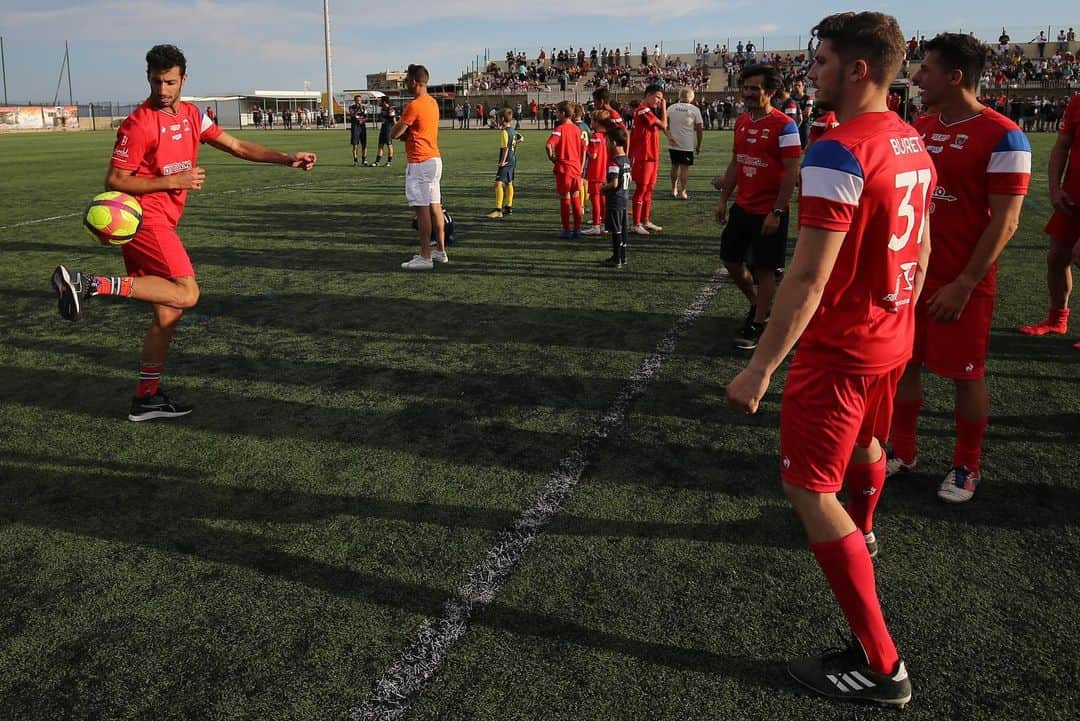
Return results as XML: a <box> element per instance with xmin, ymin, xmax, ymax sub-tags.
<box><xmin>50</xmin><ymin>44</ymin><xmax>316</xmax><ymax>421</ymax></box>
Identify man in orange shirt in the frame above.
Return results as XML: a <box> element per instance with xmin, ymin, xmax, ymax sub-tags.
<box><xmin>391</xmin><ymin>64</ymin><xmax>446</xmax><ymax>270</ymax></box>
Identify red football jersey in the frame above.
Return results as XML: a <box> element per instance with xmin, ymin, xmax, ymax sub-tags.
<box><xmin>546</xmin><ymin>119</ymin><xmax>585</xmax><ymax>176</ymax></box>
<box><xmin>586</xmin><ymin>130</ymin><xmax>608</xmax><ymax>182</ymax></box>
<box><xmin>807</xmin><ymin>111</ymin><xmax>839</xmax><ymax>144</ymax></box>
<box><xmin>1058</xmin><ymin>94</ymin><xmax>1080</xmax><ymax>197</ymax></box>
<box><xmin>916</xmin><ymin>108</ymin><xmax>1031</xmax><ymax>296</ymax></box>
<box><xmin>797</xmin><ymin>111</ymin><xmax>937</xmax><ymax>374</ymax></box>
<box><xmin>731</xmin><ymin>108</ymin><xmax>802</xmax><ymax>214</ymax></box>
<box><xmin>628</xmin><ymin>105</ymin><xmax>663</xmax><ymax>163</ymax></box>
<box><xmin>110</xmin><ymin>101</ymin><xmax>223</xmax><ymax>227</ymax></box>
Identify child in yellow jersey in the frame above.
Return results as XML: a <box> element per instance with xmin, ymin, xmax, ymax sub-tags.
<box><xmin>487</xmin><ymin>108</ymin><xmax>524</xmax><ymax>219</ymax></box>
<box><xmin>572</xmin><ymin>103</ymin><xmax>591</xmax><ymax>209</ymax></box>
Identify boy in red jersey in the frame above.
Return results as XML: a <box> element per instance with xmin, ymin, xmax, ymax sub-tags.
<box><xmin>591</xmin><ymin>87</ymin><xmax>625</xmax><ymax>130</ymax></box>
<box><xmin>888</xmin><ymin>34</ymin><xmax>1031</xmax><ymax>503</ymax></box>
<box><xmin>545</xmin><ymin>100</ymin><xmax>586</xmax><ymax>239</ymax></box>
<box><xmin>806</xmin><ymin>108</ymin><xmax>840</xmax><ymax>148</ymax></box>
<box><xmin>726</xmin><ymin>12</ymin><xmax>933</xmax><ymax>706</ymax></box>
<box><xmin>714</xmin><ymin>63</ymin><xmax>802</xmax><ymax>350</ymax></box>
<box><xmin>1019</xmin><ymin>92</ymin><xmax>1080</xmax><ymax>348</ymax></box>
<box><xmin>582</xmin><ymin>110</ymin><xmax>610</xmax><ymax>235</ymax></box>
<box><xmin>628</xmin><ymin>84</ymin><xmax>668</xmax><ymax>235</ymax></box>
<box><xmin>51</xmin><ymin>44</ymin><xmax>317</xmax><ymax>421</ymax></box>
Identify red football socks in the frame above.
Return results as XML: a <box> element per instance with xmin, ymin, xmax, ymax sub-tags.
<box><xmin>91</xmin><ymin>275</ymin><xmax>135</xmax><ymax>298</ymax></box>
<box><xmin>1020</xmin><ymin>307</ymin><xmax>1069</xmax><ymax>335</ymax></box>
<box><xmin>845</xmin><ymin>453</ymin><xmax>886</xmax><ymax>534</ymax></box>
<box><xmin>811</xmin><ymin>530</ymin><xmax>899</xmax><ymax>675</ymax></box>
<box><xmin>136</xmin><ymin>362</ymin><xmax>162</xmax><ymax>398</ymax></box>
<box><xmin>570</xmin><ymin>195</ymin><xmax>583</xmax><ymax>230</ymax></box>
<box><xmin>559</xmin><ymin>196</ymin><xmax>571</xmax><ymax>231</ymax></box>
<box><xmin>890</xmin><ymin>398</ymin><xmax>923</xmax><ymax>462</ymax></box>
<box><xmin>952</xmin><ymin>413</ymin><xmax>988</xmax><ymax>472</ymax></box>
<box><xmin>632</xmin><ymin>188</ymin><xmax>646</xmax><ymax>224</ymax></box>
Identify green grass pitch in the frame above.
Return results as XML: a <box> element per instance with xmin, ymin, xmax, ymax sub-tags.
<box><xmin>0</xmin><ymin>124</ymin><xmax>1076</xmax><ymax>720</ymax></box>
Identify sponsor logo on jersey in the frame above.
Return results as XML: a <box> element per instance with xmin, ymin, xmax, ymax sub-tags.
<box><xmin>162</xmin><ymin>160</ymin><xmax>193</xmax><ymax>175</ymax></box>
<box><xmin>882</xmin><ymin>261</ymin><xmax>919</xmax><ymax>307</ymax></box>
<box><xmin>932</xmin><ymin>186</ymin><xmax>958</xmax><ymax>202</ymax></box>
<box><xmin>930</xmin><ymin>132</ymin><xmax>951</xmax><ymax>142</ymax></box>
<box><xmin>735</xmin><ymin>153</ymin><xmax>769</xmax><ymax>168</ymax></box>
<box><xmin>171</xmin><ymin>133</ymin><xmax>182</xmax><ymax>140</ymax></box>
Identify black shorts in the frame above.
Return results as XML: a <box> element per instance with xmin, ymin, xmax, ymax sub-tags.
<box><xmin>378</xmin><ymin>124</ymin><xmax>393</xmax><ymax>145</ymax></box>
<box><xmin>720</xmin><ymin>203</ymin><xmax>789</xmax><ymax>269</ymax></box>
<box><xmin>605</xmin><ymin>201</ymin><xmax>627</xmax><ymax>235</ymax></box>
<box><xmin>495</xmin><ymin>162</ymin><xmax>516</xmax><ymax>184</ymax></box>
<box><xmin>669</xmin><ymin>149</ymin><xmax>695</xmax><ymax>166</ymax></box>
<box><xmin>350</xmin><ymin>124</ymin><xmax>367</xmax><ymax>146</ymax></box>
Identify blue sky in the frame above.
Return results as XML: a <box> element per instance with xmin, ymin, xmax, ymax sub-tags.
<box><xmin>0</xmin><ymin>1</ymin><xmax>1072</xmax><ymax>103</ymax></box>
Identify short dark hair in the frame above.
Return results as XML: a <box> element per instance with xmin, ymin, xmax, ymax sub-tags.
<box><xmin>407</xmin><ymin>64</ymin><xmax>429</xmax><ymax>84</ymax></box>
<box><xmin>146</xmin><ymin>44</ymin><xmax>186</xmax><ymax>76</ymax></box>
<box><xmin>644</xmin><ymin>83</ymin><xmax>663</xmax><ymax>95</ymax></box>
<box><xmin>924</xmin><ymin>33</ymin><xmax>989</xmax><ymax>89</ymax></box>
<box><xmin>812</xmin><ymin>12</ymin><xmax>906</xmax><ymax>84</ymax></box>
<box><xmin>739</xmin><ymin>63</ymin><xmax>781</xmax><ymax>91</ymax></box>
<box><xmin>592</xmin><ymin>87</ymin><xmax>610</xmax><ymax>104</ymax></box>
<box><xmin>607</xmin><ymin>126</ymin><xmax>628</xmax><ymax>147</ymax></box>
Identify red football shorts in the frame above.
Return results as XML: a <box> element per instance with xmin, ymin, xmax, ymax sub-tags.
<box><xmin>1044</xmin><ymin>209</ymin><xmax>1080</xmax><ymax>248</ymax></box>
<box><xmin>631</xmin><ymin>159</ymin><xmax>658</xmax><ymax>186</ymax></box>
<box><xmin>122</xmin><ymin>224</ymin><xmax>195</xmax><ymax>279</ymax></box>
<box><xmin>780</xmin><ymin>361</ymin><xmax>905</xmax><ymax>493</ymax></box>
<box><xmin>554</xmin><ymin>171</ymin><xmax>580</xmax><ymax>195</ymax></box>
<box><xmin>911</xmin><ymin>290</ymin><xmax>994</xmax><ymax>380</ymax></box>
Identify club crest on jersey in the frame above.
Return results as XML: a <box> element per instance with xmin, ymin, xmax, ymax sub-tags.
<box><xmin>949</xmin><ymin>134</ymin><xmax>969</xmax><ymax>150</ymax></box>
<box><xmin>761</xmin><ymin>128</ymin><xmax>771</xmax><ymax>138</ymax></box>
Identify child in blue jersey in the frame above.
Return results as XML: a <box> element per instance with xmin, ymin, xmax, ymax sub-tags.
<box><xmin>488</xmin><ymin>108</ymin><xmax>524</xmax><ymax>218</ymax></box>
<box><xmin>602</xmin><ymin>127</ymin><xmax>631</xmax><ymax>267</ymax></box>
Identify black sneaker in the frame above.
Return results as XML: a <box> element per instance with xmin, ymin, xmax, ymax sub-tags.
<box><xmin>128</xmin><ymin>390</ymin><xmax>193</xmax><ymax>422</ymax></box>
<box><xmin>734</xmin><ymin>320</ymin><xmax>765</xmax><ymax>350</ymax></box>
<box><xmin>502</xmin><ymin>206</ymin><xmax>514</xmax><ymax>216</ymax></box>
<box><xmin>788</xmin><ymin>637</ymin><xmax>911</xmax><ymax>708</ymax></box>
<box><xmin>51</xmin><ymin>265</ymin><xmax>92</xmax><ymax>321</ymax></box>
<box><xmin>600</xmin><ymin>256</ymin><xmax>624</xmax><ymax>268</ymax></box>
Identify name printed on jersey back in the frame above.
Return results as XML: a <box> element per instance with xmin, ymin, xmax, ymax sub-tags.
<box><xmin>889</xmin><ymin>136</ymin><xmax>924</xmax><ymax>156</ymax></box>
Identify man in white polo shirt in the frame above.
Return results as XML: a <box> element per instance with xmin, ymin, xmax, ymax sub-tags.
<box><xmin>666</xmin><ymin>87</ymin><xmax>704</xmax><ymax>199</ymax></box>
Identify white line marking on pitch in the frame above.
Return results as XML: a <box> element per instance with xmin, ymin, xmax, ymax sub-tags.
<box><xmin>347</xmin><ymin>268</ymin><xmax>728</xmax><ymax>721</ymax></box>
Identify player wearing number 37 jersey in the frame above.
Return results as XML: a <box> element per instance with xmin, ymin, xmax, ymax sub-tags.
<box><xmin>726</xmin><ymin>12</ymin><xmax>934</xmax><ymax>707</ymax></box>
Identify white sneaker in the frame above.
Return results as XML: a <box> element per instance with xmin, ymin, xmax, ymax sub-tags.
<box><xmin>885</xmin><ymin>452</ymin><xmax>917</xmax><ymax>477</ymax></box>
<box><xmin>937</xmin><ymin>466</ymin><xmax>979</xmax><ymax>503</ymax></box>
<box><xmin>643</xmin><ymin>221</ymin><xmax>663</xmax><ymax>232</ymax></box>
<box><xmin>431</xmin><ymin>249</ymin><xmax>449</xmax><ymax>263</ymax></box>
<box><xmin>401</xmin><ymin>254</ymin><xmax>433</xmax><ymax>270</ymax></box>
<box><xmin>581</xmin><ymin>225</ymin><xmax>604</xmax><ymax>236</ymax></box>
<box><xmin>631</xmin><ymin>223</ymin><xmax>650</xmax><ymax>235</ymax></box>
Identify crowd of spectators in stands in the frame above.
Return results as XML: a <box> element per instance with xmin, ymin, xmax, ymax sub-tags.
<box><xmin>459</xmin><ymin>28</ymin><xmax>1079</xmax><ymax>134</ymax></box>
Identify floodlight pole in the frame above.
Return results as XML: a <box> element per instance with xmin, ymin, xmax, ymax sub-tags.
<box><xmin>1</xmin><ymin>37</ymin><xmax>7</xmax><ymax>105</ymax></box>
<box><xmin>65</xmin><ymin>40</ymin><xmax>73</xmax><ymax>106</ymax></box>
<box><xmin>323</xmin><ymin>0</ymin><xmax>335</xmax><ymax>126</ymax></box>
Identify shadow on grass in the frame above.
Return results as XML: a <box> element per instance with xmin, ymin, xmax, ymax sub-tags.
<box><xmin>0</xmin><ymin>451</ymin><xmax>782</xmax><ymax>688</ymax></box>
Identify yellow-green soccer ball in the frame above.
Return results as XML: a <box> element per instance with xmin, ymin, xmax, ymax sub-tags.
<box><xmin>83</xmin><ymin>191</ymin><xmax>143</xmax><ymax>246</ymax></box>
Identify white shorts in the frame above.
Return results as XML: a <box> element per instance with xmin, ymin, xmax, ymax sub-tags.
<box><xmin>405</xmin><ymin>157</ymin><xmax>443</xmax><ymax>207</ymax></box>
